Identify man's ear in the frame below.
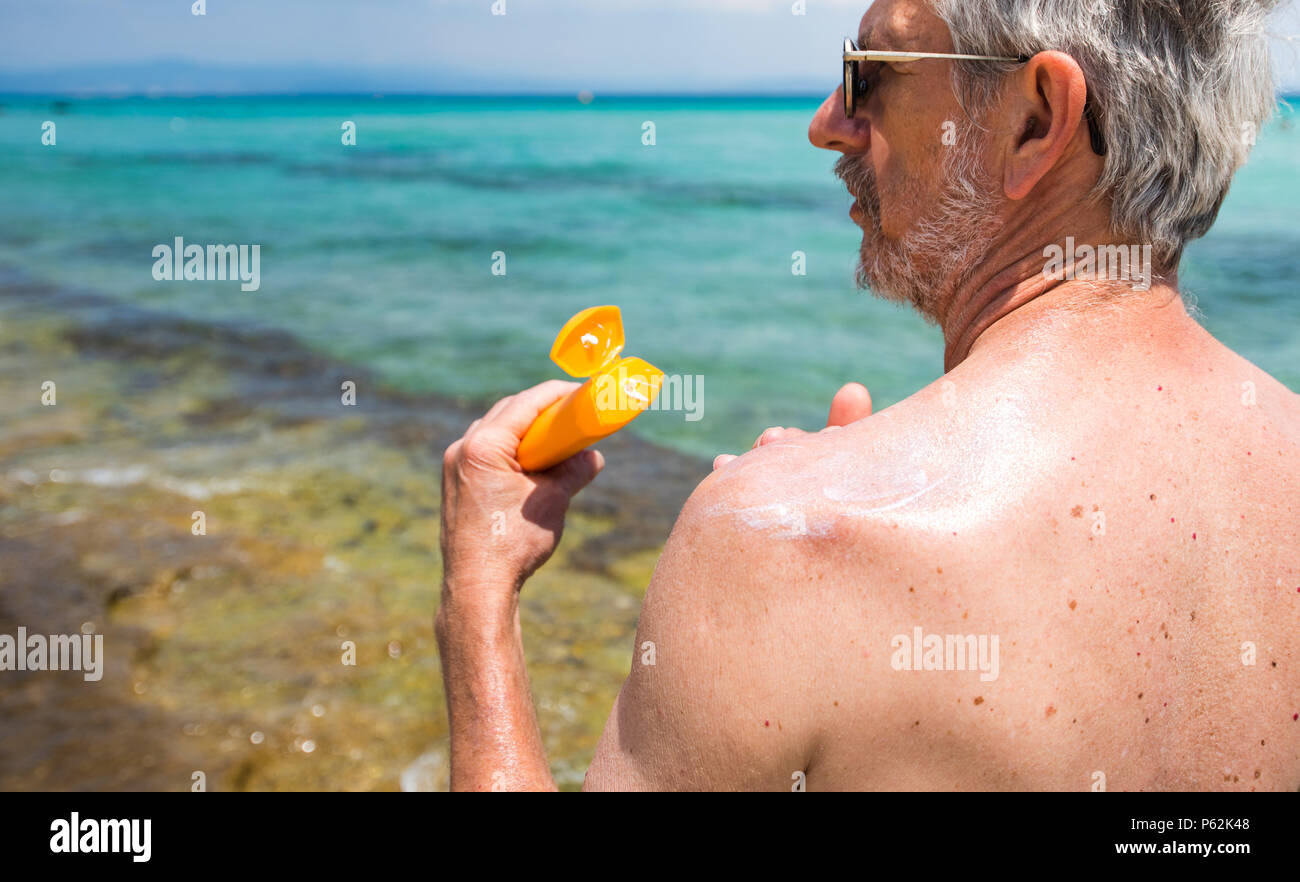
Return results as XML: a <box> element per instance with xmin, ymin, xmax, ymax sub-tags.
<box><xmin>1002</xmin><ymin>50</ymin><xmax>1089</xmax><ymax>200</ymax></box>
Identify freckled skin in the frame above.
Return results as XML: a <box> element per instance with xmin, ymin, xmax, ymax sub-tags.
<box><xmin>587</xmin><ymin>295</ymin><xmax>1300</xmax><ymax>791</ymax></box>
<box><xmin>582</xmin><ymin>0</ymin><xmax>1300</xmax><ymax>791</ymax></box>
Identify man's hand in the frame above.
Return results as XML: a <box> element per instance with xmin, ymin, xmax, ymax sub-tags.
<box><xmin>437</xmin><ymin>380</ymin><xmax>605</xmax><ymax>791</ymax></box>
<box><xmin>440</xmin><ymin>379</ymin><xmax>604</xmax><ymax>609</ymax></box>
<box><xmin>712</xmin><ymin>382</ymin><xmax>872</xmax><ymax>470</ymax></box>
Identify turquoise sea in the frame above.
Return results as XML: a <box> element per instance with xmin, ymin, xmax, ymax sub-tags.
<box><xmin>2</xmin><ymin>95</ymin><xmax>1298</xmax><ymax>458</ymax></box>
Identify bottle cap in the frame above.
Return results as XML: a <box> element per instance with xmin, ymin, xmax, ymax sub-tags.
<box><xmin>549</xmin><ymin>305</ymin><xmax>625</xmax><ymax>378</ymax></box>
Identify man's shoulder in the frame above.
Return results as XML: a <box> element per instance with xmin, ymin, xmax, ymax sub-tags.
<box><xmin>680</xmin><ymin>387</ymin><xmax>969</xmax><ymax>552</ymax></box>
<box><xmin>649</xmin><ymin>395</ymin><xmax>969</xmax><ymax>635</ymax></box>
<box><xmin>598</xmin><ymin>403</ymin><xmax>974</xmax><ymax>789</ymax></box>
<box><xmin>653</xmin><ymin>378</ymin><xmax>1049</xmax><ymax>636</ymax></box>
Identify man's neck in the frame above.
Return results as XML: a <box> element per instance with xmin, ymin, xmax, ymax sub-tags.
<box><xmin>944</xmin><ymin>271</ymin><xmax>1194</xmax><ymax>373</ymax></box>
<box><xmin>939</xmin><ymin>226</ymin><xmax>1192</xmax><ymax>372</ymax></box>
<box><xmin>934</xmin><ymin>174</ymin><xmax>1157</xmax><ymax>370</ymax></box>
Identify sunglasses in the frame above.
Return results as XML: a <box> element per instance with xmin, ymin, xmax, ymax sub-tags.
<box><xmin>843</xmin><ymin>38</ymin><xmax>1107</xmax><ymax>156</ymax></box>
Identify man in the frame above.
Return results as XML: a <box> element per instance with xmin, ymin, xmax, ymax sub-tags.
<box><xmin>437</xmin><ymin>0</ymin><xmax>1299</xmax><ymax>790</ymax></box>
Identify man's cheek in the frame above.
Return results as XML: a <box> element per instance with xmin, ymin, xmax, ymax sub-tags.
<box><xmin>879</xmin><ymin>165</ymin><xmax>930</xmax><ymax>238</ymax></box>
<box><xmin>875</xmin><ymin>183</ymin><xmax>909</xmax><ymax>239</ymax></box>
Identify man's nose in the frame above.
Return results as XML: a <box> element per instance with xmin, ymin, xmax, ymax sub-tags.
<box><xmin>808</xmin><ymin>87</ymin><xmax>870</xmax><ymax>153</ymax></box>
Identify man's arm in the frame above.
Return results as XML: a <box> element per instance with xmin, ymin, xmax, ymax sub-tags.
<box><xmin>437</xmin><ymin>381</ymin><xmax>871</xmax><ymax>791</ymax></box>
<box><xmin>436</xmin><ymin>591</ymin><xmax>551</xmax><ymax>791</ymax></box>
<box><xmin>436</xmin><ymin>381</ymin><xmax>602</xmax><ymax>791</ymax></box>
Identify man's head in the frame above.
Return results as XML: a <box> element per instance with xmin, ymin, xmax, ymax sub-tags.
<box><xmin>810</xmin><ymin>0</ymin><xmax>1280</xmax><ymax>325</ymax></box>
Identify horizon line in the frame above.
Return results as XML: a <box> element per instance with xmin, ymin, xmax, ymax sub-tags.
<box><xmin>0</xmin><ymin>91</ymin><xmax>839</xmax><ymax>100</ymax></box>
<box><xmin>3</xmin><ymin>90</ymin><xmax>1297</xmax><ymax>101</ymax></box>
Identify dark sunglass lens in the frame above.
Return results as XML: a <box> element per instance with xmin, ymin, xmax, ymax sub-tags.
<box><xmin>843</xmin><ymin>39</ymin><xmax>857</xmax><ymax>118</ymax></box>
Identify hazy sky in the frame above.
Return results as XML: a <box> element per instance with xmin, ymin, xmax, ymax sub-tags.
<box><xmin>0</xmin><ymin>0</ymin><xmax>1296</xmax><ymax>94</ymax></box>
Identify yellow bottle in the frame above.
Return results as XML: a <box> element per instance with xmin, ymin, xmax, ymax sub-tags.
<box><xmin>516</xmin><ymin>306</ymin><xmax>664</xmax><ymax>472</ymax></box>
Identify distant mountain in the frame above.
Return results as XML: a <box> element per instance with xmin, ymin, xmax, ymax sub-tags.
<box><xmin>0</xmin><ymin>59</ymin><xmax>500</xmax><ymax>96</ymax></box>
<box><xmin>0</xmin><ymin>58</ymin><xmax>832</xmax><ymax>97</ymax></box>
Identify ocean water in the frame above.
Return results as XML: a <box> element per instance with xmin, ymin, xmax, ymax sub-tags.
<box><xmin>1</xmin><ymin>94</ymin><xmax>1297</xmax><ymax>459</ymax></box>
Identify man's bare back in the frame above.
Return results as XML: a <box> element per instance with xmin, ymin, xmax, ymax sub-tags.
<box><xmin>585</xmin><ymin>289</ymin><xmax>1300</xmax><ymax>790</ymax></box>
<box><xmin>436</xmin><ymin>0</ymin><xmax>1297</xmax><ymax>792</ymax></box>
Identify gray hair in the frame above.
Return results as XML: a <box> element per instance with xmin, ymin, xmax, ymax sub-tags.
<box><xmin>929</xmin><ymin>0</ymin><xmax>1281</xmax><ymax>270</ymax></box>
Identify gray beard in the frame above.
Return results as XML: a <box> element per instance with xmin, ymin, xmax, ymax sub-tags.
<box><xmin>835</xmin><ymin>127</ymin><xmax>1003</xmax><ymax>326</ymax></box>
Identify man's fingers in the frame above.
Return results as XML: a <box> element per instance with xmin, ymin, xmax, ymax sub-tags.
<box><xmin>488</xmin><ymin>380</ymin><xmax>582</xmax><ymax>439</ymax></box>
<box><xmin>752</xmin><ymin>427</ymin><xmax>781</xmax><ymax>449</ymax></box>
<box><xmin>741</xmin><ymin>383</ymin><xmax>870</xmax><ymax>460</ymax></box>
<box><xmin>827</xmin><ymin>382</ymin><xmax>873</xmax><ymax>428</ymax></box>
<box><xmin>550</xmin><ymin>448</ymin><xmax>605</xmax><ymax>496</ymax></box>
<box><xmin>713</xmin><ymin>453</ymin><xmax>738</xmax><ymax>470</ymax></box>
<box><xmin>753</xmin><ymin>426</ymin><xmax>794</xmax><ymax>449</ymax></box>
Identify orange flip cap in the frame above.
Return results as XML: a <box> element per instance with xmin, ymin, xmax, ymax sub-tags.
<box><xmin>516</xmin><ymin>306</ymin><xmax>664</xmax><ymax>472</ymax></box>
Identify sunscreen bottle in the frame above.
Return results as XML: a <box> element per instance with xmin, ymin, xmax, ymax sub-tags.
<box><xmin>516</xmin><ymin>306</ymin><xmax>663</xmax><ymax>472</ymax></box>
